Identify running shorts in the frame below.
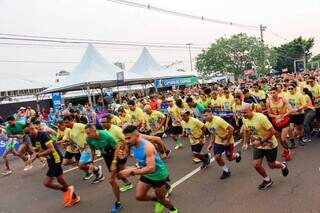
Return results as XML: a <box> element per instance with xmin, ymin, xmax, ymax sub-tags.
<box><xmin>191</xmin><ymin>143</ymin><xmax>203</xmax><ymax>154</ymax></box>
<box><xmin>290</xmin><ymin>114</ymin><xmax>304</xmax><ymax>125</ymax></box>
<box><xmin>140</xmin><ymin>175</ymin><xmax>168</xmax><ymax>188</ymax></box>
<box><xmin>316</xmin><ymin>108</ymin><xmax>320</xmax><ymax>119</ymax></box>
<box><xmin>64</xmin><ymin>151</ymin><xmax>81</xmax><ymax>162</ymax></box>
<box><xmin>47</xmin><ymin>162</ymin><xmax>63</xmax><ymax>177</ymax></box>
<box><xmin>167</xmin><ymin>126</ymin><xmax>183</xmax><ymax>135</ymax></box>
<box><xmin>253</xmin><ymin>147</ymin><xmax>278</xmax><ymax>162</ymax></box>
<box><xmin>213</xmin><ymin>143</ymin><xmax>234</xmax><ymax>158</ymax></box>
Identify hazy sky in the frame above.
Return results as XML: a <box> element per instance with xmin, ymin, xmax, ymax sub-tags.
<box><xmin>0</xmin><ymin>0</ymin><xmax>319</xmax><ymax>84</ymax></box>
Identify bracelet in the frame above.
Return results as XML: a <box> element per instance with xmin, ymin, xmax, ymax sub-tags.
<box><xmin>112</xmin><ymin>160</ymin><xmax>118</xmax><ymax>164</ymax></box>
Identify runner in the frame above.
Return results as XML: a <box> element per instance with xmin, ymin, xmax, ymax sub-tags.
<box><xmin>142</xmin><ymin>105</ymin><xmax>166</xmax><ymax>137</ymax></box>
<box><xmin>120</xmin><ymin>125</ymin><xmax>178</xmax><ymax>213</ymax></box>
<box><xmin>181</xmin><ymin>110</ymin><xmax>210</xmax><ymax>168</ymax></box>
<box><xmin>241</xmin><ymin>103</ymin><xmax>289</xmax><ymax>190</ymax></box>
<box><xmin>266</xmin><ymin>87</ymin><xmax>292</xmax><ymax>161</ymax></box>
<box><xmin>27</xmin><ymin>123</ymin><xmax>80</xmax><ymax>207</ymax></box>
<box><xmin>287</xmin><ymin>83</ymin><xmax>307</xmax><ymax>146</ymax></box>
<box><xmin>5</xmin><ymin>116</ymin><xmax>33</xmax><ymax>171</ymax></box>
<box><xmin>166</xmin><ymin>97</ymin><xmax>183</xmax><ymax>150</ymax></box>
<box><xmin>127</xmin><ymin>100</ymin><xmax>144</xmax><ymax>129</ymax></box>
<box><xmin>301</xmin><ymin>88</ymin><xmax>316</xmax><ymax>143</ymax></box>
<box><xmin>306</xmin><ymin>76</ymin><xmax>320</xmax><ymax>137</ymax></box>
<box><xmin>85</xmin><ymin>124</ymin><xmax>132</xmax><ymax>213</ymax></box>
<box><xmin>203</xmin><ymin>109</ymin><xmax>241</xmax><ymax>179</ymax></box>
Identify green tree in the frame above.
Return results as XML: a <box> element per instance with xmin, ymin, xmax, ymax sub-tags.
<box><xmin>273</xmin><ymin>37</ymin><xmax>314</xmax><ymax>72</ymax></box>
<box><xmin>195</xmin><ymin>33</ymin><xmax>276</xmax><ymax>79</ymax></box>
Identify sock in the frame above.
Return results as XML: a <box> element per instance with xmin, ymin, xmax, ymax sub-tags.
<box><xmin>222</xmin><ymin>165</ymin><xmax>229</xmax><ymax>172</ymax></box>
<box><xmin>170</xmin><ymin>207</ymin><xmax>177</xmax><ymax>211</ymax></box>
<box><xmin>235</xmin><ymin>152</ymin><xmax>240</xmax><ymax>158</ymax></box>
<box><xmin>115</xmin><ymin>201</ymin><xmax>121</xmax><ymax>207</ymax></box>
<box><xmin>72</xmin><ymin>192</ymin><xmax>77</xmax><ymax>199</ymax></box>
<box><xmin>263</xmin><ymin>176</ymin><xmax>271</xmax><ymax>181</ymax></box>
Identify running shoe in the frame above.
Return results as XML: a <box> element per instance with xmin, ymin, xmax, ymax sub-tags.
<box><xmin>23</xmin><ymin>164</ymin><xmax>33</xmax><ymax>171</ymax></box>
<box><xmin>154</xmin><ymin>202</ymin><xmax>165</xmax><ymax>213</ymax></box>
<box><xmin>91</xmin><ymin>175</ymin><xmax>105</xmax><ymax>184</ymax></box>
<box><xmin>169</xmin><ymin>209</ymin><xmax>178</xmax><ymax>213</ymax></box>
<box><xmin>302</xmin><ymin>138</ymin><xmax>311</xmax><ymax>143</ymax></box>
<box><xmin>235</xmin><ymin>151</ymin><xmax>241</xmax><ymax>163</ymax></box>
<box><xmin>96</xmin><ymin>150</ymin><xmax>102</xmax><ymax>158</ymax></box>
<box><xmin>220</xmin><ymin>171</ymin><xmax>231</xmax><ymax>180</ymax></box>
<box><xmin>119</xmin><ymin>182</ymin><xmax>134</xmax><ymax>192</ymax></box>
<box><xmin>281</xmin><ymin>150</ymin><xmax>287</xmax><ymax>158</ymax></box>
<box><xmin>200</xmin><ymin>154</ymin><xmax>210</xmax><ymax>170</ymax></box>
<box><xmin>165</xmin><ymin>149</ymin><xmax>172</xmax><ymax>158</ymax></box>
<box><xmin>281</xmin><ymin>162</ymin><xmax>289</xmax><ymax>177</ymax></box>
<box><xmin>64</xmin><ymin>185</ymin><xmax>74</xmax><ymax>207</ymax></box>
<box><xmin>1</xmin><ymin>170</ymin><xmax>13</xmax><ymax>176</ymax></box>
<box><xmin>257</xmin><ymin>179</ymin><xmax>273</xmax><ymax>190</ymax></box>
<box><xmin>66</xmin><ymin>195</ymin><xmax>80</xmax><ymax>207</ymax></box>
<box><xmin>192</xmin><ymin>157</ymin><xmax>202</xmax><ymax>164</ymax></box>
<box><xmin>165</xmin><ymin>182</ymin><xmax>173</xmax><ymax>197</ymax></box>
<box><xmin>284</xmin><ymin>150</ymin><xmax>292</xmax><ymax>161</ymax></box>
<box><xmin>299</xmin><ymin>139</ymin><xmax>306</xmax><ymax>146</ymax></box>
<box><xmin>111</xmin><ymin>202</ymin><xmax>123</xmax><ymax>213</ymax></box>
<box><xmin>83</xmin><ymin>172</ymin><xmax>94</xmax><ymax>180</ymax></box>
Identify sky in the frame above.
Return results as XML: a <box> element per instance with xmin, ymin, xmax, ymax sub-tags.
<box><xmin>0</xmin><ymin>0</ymin><xmax>319</xmax><ymax>85</ymax></box>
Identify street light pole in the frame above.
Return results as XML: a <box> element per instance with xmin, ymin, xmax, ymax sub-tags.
<box><xmin>186</xmin><ymin>43</ymin><xmax>193</xmax><ymax>71</ymax></box>
<box><xmin>260</xmin><ymin>25</ymin><xmax>267</xmax><ymax>43</ymax></box>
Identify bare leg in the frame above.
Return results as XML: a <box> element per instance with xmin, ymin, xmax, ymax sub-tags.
<box><xmin>253</xmin><ymin>159</ymin><xmax>268</xmax><ymax>178</ymax></box>
<box><xmin>135</xmin><ymin>181</ymin><xmax>154</xmax><ymax>202</ymax></box>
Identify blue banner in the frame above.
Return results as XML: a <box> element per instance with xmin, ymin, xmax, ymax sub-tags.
<box><xmin>52</xmin><ymin>92</ymin><xmax>62</xmax><ymax>111</ymax></box>
<box><xmin>155</xmin><ymin>76</ymin><xmax>197</xmax><ymax>88</ymax></box>
<box><xmin>0</xmin><ymin>139</ymin><xmax>20</xmax><ymax>157</ymax></box>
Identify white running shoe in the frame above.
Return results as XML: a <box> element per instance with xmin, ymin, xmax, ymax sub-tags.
<box><xmin>2</xmin><ymin>170</ymin><xmax>13</xmax><ymax>176</ymax></box>
<box><xmin>23</xmin><ymin>164</ymin><xmax>33</xmax><ymax>171</ymax></box>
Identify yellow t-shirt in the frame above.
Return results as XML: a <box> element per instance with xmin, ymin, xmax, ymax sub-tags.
<box><xmin>128</xmin><ymin>107</ymin><xmax>144</xmax><ymax>124</ymax></box>
<box><xmin>232</xmin><ymin>102</ymin><xmax>244</xmax><ymax>119</ymax></box>
<box><xmin>286</xmin><ymin>91</ymin><xmax>306</xmax><ymax>114</ymax></box>
<box><xmin>144</xmin><ymin>111</ymin><xmax>166</xmax><ymax>135</ymax></box>
<box><xmin>119</xmin><ymin>113</ymin><xmax>131</xmax><ymax>126</ymax></box>
<box><xmin>107</xmin><ymin>124</ymin><xmax>125</xmax><ymax>144</ymax></box>
<box><xmin>211</xmin><ymin>98</ymin><xmax>221</xmax><ymax>110</ymax></box>
<box><xmin>278</xmin><ymin>91</ymin><xmax>289</xmax><ymax>99</ymax></box>
<box><xmin>111</xmin><ymin>115</ymin><xmax>122</xmax><ymax>126</ymax></box>
<box><xmin>243</xmin><ymin>112</ymin><xmax>278</xmax><ymax>150</ymax></box>
<box><xmin>57</xmin><ymin>128</ymin><xmax>79</xmax><ymax>153</ymax></box>
<box><xmin>181</xmin><ymin>117</ymin><xmax>204</xmax><ymax>145</ymax></box>
<box><xmin>220</xmin><ymin>96</ymin><xmax>234</xmax><ymax>111</ymax></box>
<box><xmin>205</xmin><ymin>116</ymin><xmax>234</xmax><ymax>145</ymax></box>
<box><xmin>70</xmin><ymin>123</ymin><xmax>86</xmax><ymax>149</ymax></box>
<box><xmin>251</xmin><ymin>90</ymin><xmax>266</xmax><ymax>101</ymax></box>
<box><xmin>308</xmin><ymin>84</ymin><xmax>320</xmax><ymax>107</ymax></box>
<box><xmin>168</xmin><ymin>105</ymin><xmax>181</xmax><ymax>126</ymax></box>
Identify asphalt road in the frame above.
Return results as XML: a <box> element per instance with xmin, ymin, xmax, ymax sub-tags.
<box><xmin>1</xmin><ymin>137</ymin><xmax>320</xmax><ymax>213</ymax></box>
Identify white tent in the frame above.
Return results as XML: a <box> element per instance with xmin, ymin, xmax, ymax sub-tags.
<box><xmin>0</xmin><ymin>78</ymin><xmax>48</xmax><ymax>92</ymax></box>
<box><xmin>128</xmin><ymin>47</ymin><xmax>196</xmax><ymax>79</ymax></box>
<box><xmin>43</xmin><ymin>44</ymin><xmax>145</xmax><ymax>93</ymax></box>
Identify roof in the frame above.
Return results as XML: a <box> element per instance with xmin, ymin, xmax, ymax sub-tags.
<box><xmin>0</xmin><ymin>78</ymin><xmax>48</xmax><ymax>92</ymax></box>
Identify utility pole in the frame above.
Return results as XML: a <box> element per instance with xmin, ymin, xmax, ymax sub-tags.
<box><xmin>260</xmin><ymin>24</ymin><xmax>267</xmax><ymax>43</ymax></box>
<box><xmin>186</xmin><ymin>43</ymin><xmax>193</xmax><ymax>71</ymax></box>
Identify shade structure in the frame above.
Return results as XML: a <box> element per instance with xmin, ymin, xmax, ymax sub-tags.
<box><xmin>0</xmin><ymin>78</ymin><xmax>48</xmax><ymax>92</ymax></box>
<box><xmin>43</xmin><ymin>44</ymin><xmax>146</xmax><ymax>93</ymax></box>
<box><xmin>128</xmin><ymin>47</ymin><xmax>197</xmax><ymax>80</ymax></box>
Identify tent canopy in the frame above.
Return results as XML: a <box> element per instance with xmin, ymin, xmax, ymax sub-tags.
<box><xmin>0</xmin><ymin>78</ymin><xmax>48</xmax><ymax>92</ymax></box>
<box><xmin>43</xmin><ymin>44</ymin><xmax>146</xmax><ymax>93</ymax></box>
<box><xmin>128</xmin><ymin>47</ymin><xmax>196</xmax><ymax>80</ymax></box>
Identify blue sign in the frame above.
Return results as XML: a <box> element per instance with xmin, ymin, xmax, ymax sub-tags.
<box><xmin>0</xmin><ymin>139</ymin><xmax>20</xmax><ymax>157</ymax></box>
<box><xmin>52</xmin><ymin>92</ymin><xmax>62</xmax><ymax>111</ymax></box>
<box><xmin>155</xmin><ymin>76</ymin><xmax>197</xmax><ymax>88</ymax></box>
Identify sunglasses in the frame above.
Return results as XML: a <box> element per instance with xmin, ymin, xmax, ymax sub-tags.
<box><xmin>288</xmin><ymin>87</ymin><xmax>294</xmax><ymax>90</ymax></box>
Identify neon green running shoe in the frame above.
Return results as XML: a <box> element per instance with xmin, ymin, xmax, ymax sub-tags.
<box><xmin>169</xmin><ymin>209</ymin><xmax>178</xmax><ymax>213</ymax></box>
<box><xmin>120</xmin><ymin>182</ymin><xmax>134</xmax><ymax>192</ymax></box>
<box><xmin>154</xmin><ymin>202</ymin><xmax>165</xmax><ymax>213</ymax></box>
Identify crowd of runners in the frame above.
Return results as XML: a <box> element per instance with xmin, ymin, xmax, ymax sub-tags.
<box><xmin>1</xmin><ymin>70</ymin><xmax>320</xmax><ymax>213</ymax></box>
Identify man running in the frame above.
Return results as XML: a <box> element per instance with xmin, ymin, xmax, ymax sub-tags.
<box><xmin>203</xmin><ymin>109</ymin><xmax>241</xmax><ymax>179</ymax></box>
<box><xmin>27</xmin><ymin>123</ymin><xmax>80</xmax><ymax>207</ymax></box>
<box><xmin>5</xmin><ymin>116</ymin><xmax>33</xmax><ymax>171</ymax></box>
<box><xmin>241</xmin><ymin>103</ymin><xmax>289</xmax><ymax>190</ymax></box>
<box><xmin>120</xmin><ymin>125</ymin><xmax>178</xmax><ymax>213</ymax></box>
<box><xmin>142</xmin><ymin>105</ymin><xmax>166</xmax><ymax>137</ymax></box>
<box><xmin>166</xmin><ymin>97</ymin><xmax>183</xmax><ymax>150</ymax></box>
<box><xmin>181</xmin><ymin>110</ymin><xmax>210</xmax><ymax>168</ymax></box>
<box><xmin>85</xmin><ymin>124</ymin><xmax>132</xmax><ymax>213</ymax></box>
<box><xmin>266</xmin><ymin>87</ymin><xmax>292</xmax><ymax>161</ymax></box>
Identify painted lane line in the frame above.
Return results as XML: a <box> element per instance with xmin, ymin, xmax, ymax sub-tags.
<box><xmin>171</xmin><ymin>141</ymin><xmax>241</xmax><ymax>189</ymax></box>
<box><xmin>63</xmin><ymin>158</ymin><xmax>103</xmax><ymax>173</ymax></box>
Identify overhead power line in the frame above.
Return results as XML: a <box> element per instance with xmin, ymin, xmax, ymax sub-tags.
<box><xmin>266</xmin><ymin>29</ymin><xmax>289</xmax><ymax>41</ymax></box>
<box><xmin>105</xmin><ymin>0</ymin><xmax>260</xmax><ymax>30</ymax></box>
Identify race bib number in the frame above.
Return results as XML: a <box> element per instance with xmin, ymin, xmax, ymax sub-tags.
<box><xmin>288</xmin><ymin>99</ymin><xmax>296</xmax><ymax>109</ymax></box>
<box><xmin>209</xmin><ymin>128</ymin><xmax>216</xmax><ymax>134</ymax></box>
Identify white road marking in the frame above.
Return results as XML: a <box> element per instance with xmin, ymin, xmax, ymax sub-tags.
<box><xmin>63</xmin><ymin>158</ymin><xmax>103</xmax><ymax>173</ymax></box>
<box><xmin>172</xmin><ymin>141</ymin><xmax>241</xmax><ymax>189</ymax></box>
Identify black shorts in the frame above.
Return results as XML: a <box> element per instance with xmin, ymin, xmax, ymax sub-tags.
<box><xmin>154</xmin><ymin>132</ymin><xmax>164</xmax><ymax>138</ymax></box>
<box><xmin>290</xmin><ymin>114</ymin><xmax>304</xmax><ymax>125</ymax></box>
<box><xmin>101</xmin><ymin>147</ymin><xmax>127</xmax><ymax>171</ymax></box>
<box><xmin>316</xmin><ymin>108</ymin><xmax>320</xmax><ymax>119</ymax></box>
<box><xmin>167</xmin><ymin>126</ymin><xmax>183</xmax><ymax>135</ymax></box>
<box><xmin>140</xmin><ymin>175</ymin><xmax>168</xmax><ymax>188</ymax></box>
<box><xmin>47</xmin><ymin>162</ymin><xmax>63</xmax><ymax>177</ymax></box>
<box><xmin>191</xmin><ymin>143</ymin><xmax>203</xmax><ymax>154</ymax></box>
<box><xmin>253</xmin><ymin>147</ymin><xmax>278</xmax><ymax>162</ymax></box>
<box><xmin>64</xmin><ymin>151</ymin><xmax>81</xmax><ymax>162</ymax></box>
